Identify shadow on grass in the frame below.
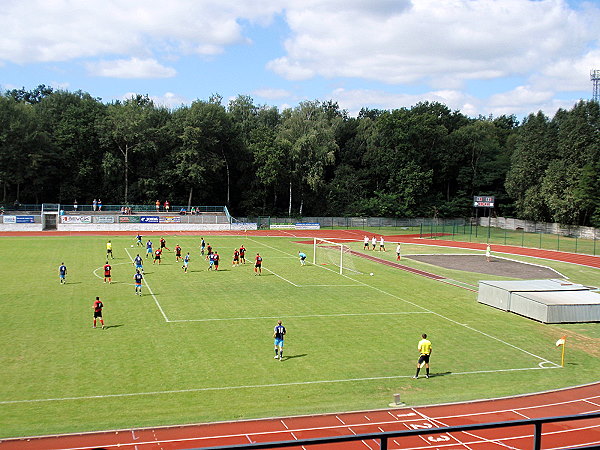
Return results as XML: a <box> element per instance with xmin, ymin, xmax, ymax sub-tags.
<box><xmin>282</xmin><ymin>353</ymin><xmax>308</xmax><ymax>361</ymax></box>
<box><xmin>103</xmin><ymin>324</ymin><xmax>124</xmax><ymax>330</ymax></box>
<box><xmin>429</xmin><ymin>371</ymin><xmax>452</xmax><ymax>377</ymax></box>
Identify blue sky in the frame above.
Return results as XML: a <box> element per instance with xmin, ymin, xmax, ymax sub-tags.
<box><xmin>1</xmin><ymin>0</ymin><xmax>599</xmax><ymax>118</ymax></box>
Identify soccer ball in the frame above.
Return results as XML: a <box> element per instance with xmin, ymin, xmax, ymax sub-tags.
<box><xmin>130</xmin><ymin>245</ymin><xmax>134</xmax><ymax>247</ymax></box>
<box><xmin>370</xmin><ymin>272</ymin><xmax>374</xmax><ymax>276</ymax></box>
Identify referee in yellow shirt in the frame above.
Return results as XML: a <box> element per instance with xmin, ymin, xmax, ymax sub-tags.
<box><xmin>413</xmin><ymin>333</ymin><xmax>432</xmax><ymax>379</ymax></box>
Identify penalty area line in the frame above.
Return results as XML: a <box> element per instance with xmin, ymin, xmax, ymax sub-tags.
<box><xmin>0</xmin><ymin>365</ymin><xmax>561</xmax><ymax>405</ymax></box>
<box><xmin>168</xmin><ymin>311</ymin><xmax>432</xmax><ymax>323</ymax></box>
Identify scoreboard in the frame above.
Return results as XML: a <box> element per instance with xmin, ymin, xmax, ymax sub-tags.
<box><xmin>473</xmin><ymin>196</ymin><xmax>495</xmax><ymax>207</ymax></box>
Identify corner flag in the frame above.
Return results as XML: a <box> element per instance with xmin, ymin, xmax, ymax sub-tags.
<box><xmin>556</xmin><ymin>336</ymin><xmax>566</xmax><ymax>367</ymax></box>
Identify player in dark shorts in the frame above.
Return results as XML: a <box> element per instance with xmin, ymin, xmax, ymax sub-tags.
<box><xmin>233</xmin><ymin>249</ymin><xmax>240</xmax><ymax>266</ymax></box>
<box><xmin>153</xmin><ymin>248</ymin><xmax>162</xmax><ymax>264</ymax></box>
<box><xmin>213</xmin><ymin>251</ymin><xmax>220</xmax><ymax>271</ymax></box>
<box><xmin>175</xmin><ymin>244</ymin><xmax>182</xmax><ymax>262</ymax></box>
<box><xmin>413</xmin><ymin>334</ymin><xmax>432</xmax><ymax>379</ymax></box>
<box><xmin>93</xmin><ymin>297</ymin><xmax>105</xmax><ymax>329</ymax></box>
<box><xmin>254</xmin><ymin>253</ymin><xmax>262</xmax><ymax>275</ymax></box>
<box><xmin>103</xmin><ymin>261</ymin><xmax>112</xmax><ymax>283</ymax></box>
<box><xmin>239</xmin><ymin>245</ymin><xmax>246</xmax><ymax>264</ymax></box>
<box><xmin>160</xmin><ymin>237</ymin><xmax>170</xmax><ymax>251</ymax></box>
<box><xmin>206</xmin><ymin>244</ymin><xmax>212</xmax><ymax>260</ymax></box>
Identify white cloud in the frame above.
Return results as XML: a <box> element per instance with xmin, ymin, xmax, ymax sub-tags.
<box><xmin>272</xmin><ymin>0</ymin><xmax>600</xmax><ymax>91</ymax></box>
<box><xmin>87</xmin><ymin>58</ymin><xmax>176</xmax><ymax>79</ymax></box>
<box><xmin>252</xmin><ymin>88</ymin><xmax>293</xmax><ymax>99</ymax></box>
<box><xmin>329</xmin><ymin>87</ymin><xmax>480</xmax><ymax>117</ymax></box>
<box><xmin>0</xmin><ymin>0</ymin><xmax>283</xmax><ymax>64</ymax></box>
<box><xmin>121</xmin><ymin>91</ymin><xmax>190</xmax><ymax>109</ymax></box>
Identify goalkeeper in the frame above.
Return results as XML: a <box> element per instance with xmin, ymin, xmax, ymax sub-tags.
<box><xmin>298</xmin><ymin>251</ymin><xmax>307</xmax><ymax>266</ymax></box>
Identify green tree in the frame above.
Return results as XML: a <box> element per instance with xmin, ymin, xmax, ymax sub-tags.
<box><xmin>277</xmin><ymin>101</ymin><xmax>337</xmax><ymax>216</ymax></box>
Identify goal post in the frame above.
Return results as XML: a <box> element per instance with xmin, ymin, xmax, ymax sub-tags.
<box><xmin>313</xmin><ymin>238</ymin><xmax>360</xmax><ymax>275</ymax></box>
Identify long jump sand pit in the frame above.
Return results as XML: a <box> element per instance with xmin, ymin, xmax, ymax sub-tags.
<box><xmin>404</xmin><ymin>254</ymin><xmax>563</xmax><ymax>279</ymax></box>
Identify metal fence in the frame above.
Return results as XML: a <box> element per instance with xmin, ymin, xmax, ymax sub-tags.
<box><xmin>194</xmin><ymin>411</ymin><xmax>600</xmax><ymax>450</ymax></box>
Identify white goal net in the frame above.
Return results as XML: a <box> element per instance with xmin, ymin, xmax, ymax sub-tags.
<box><xmin>313</xmin><ymin>238</ymin><xmax>361</xmax><ymax>275</ymax></box>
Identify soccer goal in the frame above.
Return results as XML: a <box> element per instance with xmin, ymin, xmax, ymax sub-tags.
<box><xmin>313</xmin><ymin>238</ymin><xmax>361</xmax><ymax>275</ymax></box>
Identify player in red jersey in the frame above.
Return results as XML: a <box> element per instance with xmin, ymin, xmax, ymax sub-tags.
<box><xmin>103</xmin><ymin>261</ymin><xmax>112</xmax><ymax>283</ymax></box>
<box><xmin>254</xmin><ymin>253</ymin><xmax>262</xmax><ymax>275</ymax></box>
<box><xmin>213</xmin><ymin>251</ymin><xmax>220</xmax><ymax>271</ymax></box>
<box><xmin>93</xmin><ymin>297</ymin><xmax>105</xmax><ymax>329</ymax></box>
<box><xmin>232</xmin><ymin>248</ymin><xmax>240</xmax><ymax>266</ymax></box>
<box><xmin>159</xmin><ymin>237</ymin><xmax>170</xmax><ymax>251</ymax></box>
<box><xmin>154</xmin><ymin>248</ymin><xmax>162</xmax><ymax>264</ymax></box>
<box><xmin>175</xmin><ymin>244</ymin><xmax>182</xmax><ymax>262</ymax></box>
<box><xmin>239</xmin><ymin>245</ymin><xmax>246</xmax><ymax>264</ymax></box>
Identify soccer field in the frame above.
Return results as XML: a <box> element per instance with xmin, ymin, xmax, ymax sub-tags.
<box><xmin>1</xmin><ymin>234</ymin><xmax>599</xmax><ymax>438</ymax></box>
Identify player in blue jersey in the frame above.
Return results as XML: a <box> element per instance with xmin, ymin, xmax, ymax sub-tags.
<box><xmin>298</xmin><ymin>251</ymin><xmax>307</xmax><ymax>266</ymax></box>
<box><xmin>182</xmin><ymin>252</ymin><xmax>190</xmax><ymax>272</ymax></box>
<box><xmin>135</xmin><ymin>234</ymin><xmax>143</xmax><ymax>247</ymax></box>
<box><xmin>58</xmin><ymin>262</ymin><xmax>67</xmax><ymax>284</ymax></box>
<box><xmin>145</xmin><ymin>240</ymin><xmax>153</xmax><ymax>258</ymax></box>
<box><xmin>133</xmin><ymin>254</ymin><xmax>144</xmax><ymax>273</ymax></box>
<box><xmin>133</xmin><ymin>269</ymin><xmax>143</xmax><ymax>295</ymax></box>
<box><xmin>273</xmin><ymin>320</ymin><xmax>286</xmax><ymax>361</ymax></box>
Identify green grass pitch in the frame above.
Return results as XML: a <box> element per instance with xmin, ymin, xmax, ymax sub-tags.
<box><xmin>1</xmin><ymin>234</ymin><xmax>599</xmax><ymax>438</ymax></box>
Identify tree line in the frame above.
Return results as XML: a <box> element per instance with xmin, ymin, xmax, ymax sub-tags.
<box><xmin>1</xmin><ymin>85</ymin><xmax>599</xmax><ymax>226</ymax></box>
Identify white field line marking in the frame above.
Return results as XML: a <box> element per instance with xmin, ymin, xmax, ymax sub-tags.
<box><xmin>0</xmin><ymin>366</ymin><xmax>559</xmax><ymax>405</ymax></box>
<box><xmin>124</xmin><ymin>248</ymin><xmax>169</xmax><ymax>323</ymax></box>
<box><xmin>263</xmin><ymin>267</ymin><xmax>300</xmax><ymax>287</ymax></box>
<box><xmin>168</xmin><ymin>312</ymin><xmax>430</xmax><ymax>323</ymax></box>
<box><xmin>248</xmin><ymin>238</ymin><xmax>559</xmax><ymax>367</ymax></box>
<box><xmin>92</xmin><ymin>262</ymin><xmax>136</xmax><ymax>285</ymax></box>
<box><xmin>20</xmin><ymin>392</ymin><xmax>600</xmax><ymax>446</ymax></box>
<box><xmin>10</xmin><ymin>403</ymin><xmax>600</xmax><ymax>449</ymax></box>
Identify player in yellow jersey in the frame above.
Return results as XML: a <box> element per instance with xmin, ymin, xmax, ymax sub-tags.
<box><xmin>106</xmin><ymin>240</ymin><xmax>114</xmax><ymax>259</ymax></box>
<box><xmin>413</xmin><ymin>333</ymin><xmax>432</xmax><ymax>379</ymax></box>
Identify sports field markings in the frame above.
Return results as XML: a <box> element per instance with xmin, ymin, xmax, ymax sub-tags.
<box><xmin>168</xmin><ymin>311</ymin><xmax>431</xmax><ymax>323</ymax></box>
<box><xmin>264</xmin><ymin>266</ymin><xmax>361</xmax><ymax>288</ymax></box>
<box><xmin>248</xmin><ymin>237</ymin><xmax>560</xmax><ymax>368</ymax></box>
<box><xmin>124</xmin><ymin>247</ymin><xmax>170</xmax><ymax>323</ymax></box>
<box><xmin>0</xmin><ymin>365</ymin><xmax>560</xmax><ymax>405</ymax></box>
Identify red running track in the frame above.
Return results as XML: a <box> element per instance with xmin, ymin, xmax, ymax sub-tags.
<box><xmin>2</xmin><ymin>382</ymin><xmax>600</xmax><ymax>449</ymax></box>
<box><xmin>1</xmin><ymin>229</ymin><xmax>599</xmax><ymax>449</ymax></box>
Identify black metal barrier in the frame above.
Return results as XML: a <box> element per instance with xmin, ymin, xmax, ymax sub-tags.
<box><xmin>193</xmin><ymin>411</ymin><xmax>600</xmax><ymax>450</ymax></box>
